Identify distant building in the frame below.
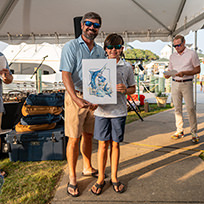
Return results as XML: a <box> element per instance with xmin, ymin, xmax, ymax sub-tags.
<box><xmin>160</xmin><ymin>44</ymin><xmax>172</xmax><ymax>59</ymax></box>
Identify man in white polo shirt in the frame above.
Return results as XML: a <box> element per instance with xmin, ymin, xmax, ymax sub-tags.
<box><xmin>199</xmin><ymin>58</ymin><xmax>204</xmax><ymax>92</ymax></box>
<box><xmin>164</xmin><ymin>35</ymin><xmax>200</xmax><ymax>143</ymax></box>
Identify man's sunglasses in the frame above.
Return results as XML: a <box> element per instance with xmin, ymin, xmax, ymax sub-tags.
<box><xmin>84</xmin><ymin>21</ymin><xmax>100</xmax><ymax>29</ymax></box>
<box><xmin>173</xmin><ymin>42</ymin><xmax>183</xmax><ymax>48</ymax></box>
<box><xmin>106</xmin><ymin>45</ymin><xmax>122</xmax><ymax>49</ymax></box>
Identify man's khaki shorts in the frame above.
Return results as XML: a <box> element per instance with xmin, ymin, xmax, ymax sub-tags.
<box><xmin>64</xmin><ymin>91</ymin><xmax>95</xmax><ymax>138</ymax></box>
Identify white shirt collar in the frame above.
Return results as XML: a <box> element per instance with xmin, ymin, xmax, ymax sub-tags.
<box><xmin>117</xmin><ymin>58</ymin><xmax>125</xmax><ymax>66</ymax></box>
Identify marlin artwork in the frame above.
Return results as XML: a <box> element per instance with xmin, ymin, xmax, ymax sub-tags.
<box><xmin>88</xmin><ymin>63</ymin><xmax>112</xmax><ymax>97</ymax></box>
<box><xmin>82</xmin><ymin>59</ymin><xmax>117</xmax><ymax>104</ymax></box>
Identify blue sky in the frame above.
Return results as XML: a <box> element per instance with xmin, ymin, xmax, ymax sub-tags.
<box><xmin>0</xmin><ymin>29</ymin><xmax>203</xmax><ymax>55</ymax></box>
<box><xmin>129</xmin><ymin>29</ymin><xmax>204</xmax><ymax>56</ymax></box>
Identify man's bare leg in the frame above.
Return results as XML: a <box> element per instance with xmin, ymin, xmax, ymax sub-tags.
<box><xmin>67</xmin><ymin>137</ymin><xmax>80</xmax><ymax>196</ymax></box>
<box><xmin>80</xmin><ymin>132</ymin><xmax>97</xmax><ymax>173</ymax></box>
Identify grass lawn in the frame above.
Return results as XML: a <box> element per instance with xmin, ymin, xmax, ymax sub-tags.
<box><xmin>0</xmin><ymin>159</ymin><xmax>66</xmax><ymax>204</ymax></box>
<box><xmin>126</xmin><ymin>103</ymin><xmax>172</xmax><ymax>124</ymax></box>
<box><xmin>0</xmin><ymin>103</ymin><xmax>173</xmax><ymax>204</ymax></box>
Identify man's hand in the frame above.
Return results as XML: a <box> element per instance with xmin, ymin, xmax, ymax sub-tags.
<box><xmin>163</xmin><ymin>74</ymin><xmax>171</xmax><ymax>79</ymax></box>
<box><xmin>0</xmin><ymin>68</ymin><xmax>9</xmax><ymax>77</ymax></box>
<box><xmin>74</xmin><ymin>97</ymin><xmax>98</xmax><ymax>110</ymax></box>
<box><xmin>117</xmin><ymin>83</ymin><xmax>127</xmax><ymax>94</ymax></box>
<box><xmin>89</xmin><ymin>104</ymin><xmax>98</xmax><ymax>111</ymax></box>
<box><xmin>0</xmin><ymin>68</ymin><xmax>13</xmax><ymax>84</ymax></box>
<box><xmin>175</xmin><ymin>71</ymin><xmax>184</xmax><ymax>77</ymax></box>
<box><xmin>74</xmin><ymin>97</ymin><xmax>92</xmax><ymax>109</ymax></box>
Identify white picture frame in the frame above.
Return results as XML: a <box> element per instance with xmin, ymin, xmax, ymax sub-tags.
<box><xmin>82</xmin><ymin>59</ymin><xmax>117</xmax><ymax>104</ymax></box>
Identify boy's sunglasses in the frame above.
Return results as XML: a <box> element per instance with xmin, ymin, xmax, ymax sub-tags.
<box><xmin>173</xmin><ymin>42</ymin><xmax>183</xmax><ymax>48</ymax></box>
<box><xmin>106</xmin><ymin>45</ymin><xmax>122</xmax><ymax>49</ymax></box>
<box><xmin>84</xmin><ymin>21</ymin><xmax>101</xmax><ymax>29</ymax></box>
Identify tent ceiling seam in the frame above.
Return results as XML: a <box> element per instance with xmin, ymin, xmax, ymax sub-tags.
<box><xmin>171</xmin><ymin>0</ymin><xmax>186</xmax><ymax>34</ymax></box>
<box><xmin>0</xmin><ymin>0</ymin><xmax>18</xmax><ymax>27</ymax></box>
<box><xmin>130</xmin><ymin>0</ymin><xmax>172</xmax><ymax>33</ymax></box>
<box><xmin>173</xmin><ymin>12</ymin><xmax>204</xmax><ymax>36</ymax></box>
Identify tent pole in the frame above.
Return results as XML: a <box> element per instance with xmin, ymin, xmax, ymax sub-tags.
<box><xmin>170</xmin><ymin>35</ymin><xmax>174</xmax><ymax>107</ymax></box>
<box><xmin>194</xmin><ymin>31</ymin><xmax>197</xmax><ymax>110</ymax></box>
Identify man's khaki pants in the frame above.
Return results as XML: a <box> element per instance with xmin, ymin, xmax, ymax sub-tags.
<box><xmin>171</xmin><ymin>80</ymin><xmax>197</xmax><ymax>133</ymax></box>
<box><xmin>0</xmin><ymin>112</ymin><xmax>2</xmax><ymax>130</ymax></box>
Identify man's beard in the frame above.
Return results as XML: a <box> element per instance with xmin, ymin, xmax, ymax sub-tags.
<box><xmin>82</xmin><ymin>28</ymin><xmax>98</xmax><ymax>40</ymax></box>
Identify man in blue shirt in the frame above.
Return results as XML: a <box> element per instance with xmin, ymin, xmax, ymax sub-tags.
<box><xmin>60</xmin><ymin>12</ymin><xmax>105</xmax><ymax>197</ymax></box>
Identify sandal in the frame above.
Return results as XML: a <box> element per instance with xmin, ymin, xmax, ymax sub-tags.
<box><xmin>82</xmin><ymin>170</ymin><xmax>107</xmax><ymax>179</ymax></box>
<box><xmin>67</xmin><ymin>183</ymin><xmax>80</xmax><ymax>197</ymax></box>
<box><xmin>191</xmin><ymin>132</ymin><xmax>200</xmax><ymax>144</ymax></box>
<box><xmin>110</xmin><ymin>179</ymin><xmax>125</xmax><ymax>193</ymax></box>
<box><xmin>91</xmin><ymin>181</ymin><xmax>106</xmax><ymax>195</ymax></box>
<box><xmin>82</xmin><ymin>170</ymin><xmax>99</xmax><ymax>178</ymax></box>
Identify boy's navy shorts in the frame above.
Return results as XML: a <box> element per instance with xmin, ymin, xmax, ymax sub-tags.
<box><xmin>94</xmin><ymin>116</ymin><xmax>126</xmax><ymax>143</ymax></box>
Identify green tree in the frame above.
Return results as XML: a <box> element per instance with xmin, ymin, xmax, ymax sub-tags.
<box><xmin>124</xmin><ymin>48</ymin><xmax>159</xmax><ymax>63</ymax></box>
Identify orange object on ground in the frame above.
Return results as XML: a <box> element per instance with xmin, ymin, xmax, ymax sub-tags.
<box><xmin>127</xmin><ymin>94</ymin><xmax>145</xmax><ymax>106</ymax></box>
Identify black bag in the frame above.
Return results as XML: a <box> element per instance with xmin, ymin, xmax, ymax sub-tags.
<box><xmin>20</xmin><ymin>114</ymin><xmax>62</xmax><ymax>125</ymax></box>
<box><xmin>25</xmin><ymin>93</ymin><xmax>64</xmax><ymax>107</ymax></box>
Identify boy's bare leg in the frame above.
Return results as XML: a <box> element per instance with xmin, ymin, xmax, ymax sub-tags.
<box><xmin>110</xmin><ymin>141</ymin><xmax>119</xmax><ymax>182</ymax></box>
<box><xmin>91</xmin><ymin>140</ymin><xmax>109</xmax><ymax>194</ymax></box>
<box><xmin>110</xmin><ymin>141</ymin><xmax>124</xmax><ymax>192</ymax></box>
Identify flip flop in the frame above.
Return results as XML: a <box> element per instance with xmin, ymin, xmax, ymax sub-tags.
<box><xmin>82</xmin><ymin>170</ymin><xmax>107</xmax><ymax>179</ymax></box>
<box><xmin>91</xmin><ymin>181</ymin><xmax>106</xmax><ymax>195</ymax></box>
<box><xmin>110</xmin><ymin>179</ymin><xmax>125</xmax><ymax>193</ymax></box>
<box><xmin>67</xmin><ymin>183</ymin><xmax>80</xmax><ymax>197</ymax></box>
<box><xmin>82</xmin><ymin>170</ymin><xmax>99</xmax><ymax>178</ymax></box>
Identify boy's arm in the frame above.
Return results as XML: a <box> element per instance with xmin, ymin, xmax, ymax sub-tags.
<box><xmin>117</xmin><ymin>84</ymin><xmax>136</xmax><ymax>95</ymax></box>
<box><xmin>126</xmin><ymin>85</ymin><xmax>136</xmax><ymax>95</ymax></box>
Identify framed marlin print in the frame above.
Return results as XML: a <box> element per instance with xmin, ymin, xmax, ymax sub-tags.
<box><xmin>82</xmin><ymin>59</ymin><xmax>117</xmax><ymax>104</ymax></box>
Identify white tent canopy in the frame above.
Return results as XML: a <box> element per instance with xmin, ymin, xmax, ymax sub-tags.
<box><xmin>0</xmin><ymin>0</ymin><xmax>204</xmax><ymax>44</ymax></box>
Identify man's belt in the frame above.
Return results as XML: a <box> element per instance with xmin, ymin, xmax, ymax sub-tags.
<box><xmin>172</xmin><ymin>78</ymin><xmax>193</xmax><ymax>83</ymax></box>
